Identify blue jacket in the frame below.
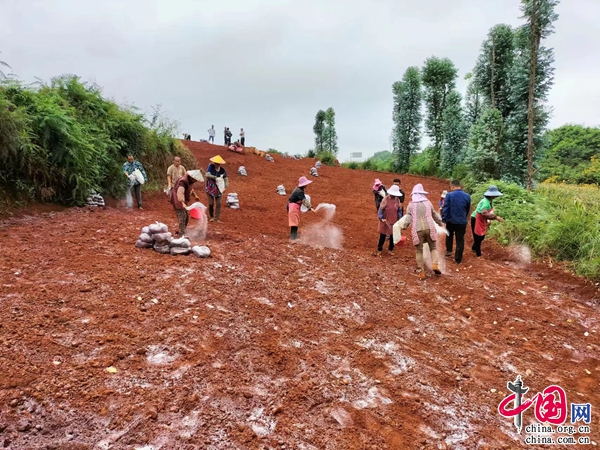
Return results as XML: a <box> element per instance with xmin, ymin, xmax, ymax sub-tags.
<box><xmin>442</xmin><ymin>189</ymin><xmax>471</xmax><ymax>225</ymax></box>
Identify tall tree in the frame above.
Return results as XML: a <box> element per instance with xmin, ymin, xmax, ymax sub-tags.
<box><xmin>421</xmin><ymin>57</ymin><xmax>458</xmax><ymax>165</ymax></box>
<box><xmin>323</xmin><ymin>107</ymin><xmax>339</xmax><ymax>155</ymax></box>
<box><xmin>0</xmin><ymin>52</ymin><xmax>12</xmax><ymax>80</ymax></box>
<box><xmin>464</xmin><ymin>108</ymin><xmax>505</xmax><ymax>182</ymax></box>
<box><xmin>464</xmin><ymin>73</ymin><xmax>484</xmax><ymax>129</ymax></box>
<box><xmin>473</xmin><ymin>24</ymin><xmax>515</xmax><ymax>119</ymax></box>
<box><xmin>392</xmin><ymin>67</ymin><xmax>422</xmax><ymax>173</ymax></box>
<box><xmin>521</xmin><ymin>0</ymin><xmax>559</xmax><ymax>189</ymax></box>
<box><xmin>441</xmin><ymin>90</ymin><xmax>468</xmax><ymax>175</ymax></box>
<box><xmin>313</xmin><ymin>110</ymin><xmax>326</xmax><ymax>153</ymax></box>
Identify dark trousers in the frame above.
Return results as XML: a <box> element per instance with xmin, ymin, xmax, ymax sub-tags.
<box><xmin>471</xmin><ymin>216</ymin><xmax>485</xmax><ymax>257</ymax></box>
<box><xmin>241</xmin><ymin>137</ymin><xmax>245</xmax><ymax>146</ymax></box>
<box><xmin>175</xmin><ymin>208</ymin><xmax>189</xmax><ymax>235</ymax></box>
<box><xmin>377</xmin><ymin>234</ymin><xmax>394</xmax><ymax>252</ymax></box>
<box><xmin>207</xmin><ymin>194</ymin><xmax>222</xmax><ymax>220</ymax></box>
<box><xmin>127</xmin><ymin>184</ymin><xmax>142</xmax><ymax>208</ymax></box>
<box><xmin>209</xmin><ymin>136</ymin><xmax>214</xmax><ymax>143</ymax></box>
<box><xmin>446</xmin><ymin>223</ymin><xmax>467</xmax><ymax>263</ymax></box>
<box><xmin>290</xmin><ymin>226</ymin><xmax>298</xmax><ymax>240</ymax></box>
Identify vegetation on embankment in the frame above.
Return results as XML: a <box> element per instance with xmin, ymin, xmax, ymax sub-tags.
<box><xmin>470</xmin><ymin>180</ymin><xmax>600</xmax><ymax>281</ymax></box>
<box><xmin>0</xmin><ymin>76</ymin><xmax>194</xmax><ymax>208</ymax></box>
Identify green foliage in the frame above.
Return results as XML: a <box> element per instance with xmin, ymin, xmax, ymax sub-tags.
<box><xmin>0</xmin><ymin>52</ymin><xmax>12</xmax><ymax>80</ymax></box>
<box><xmin>392</xmin><ymin>67</ymin><xmax>422</xmax><ymax>173</ymax></box>
<box><xmin>267</xmin><ymin>148</ymin><xmax>281</xmax><ymax>155</ymax></box>
<box><xmin>316</xmin><ymin>151</ymin><xmax>336</xmax><ymax>166</ymax></box>
<box><xmin>342</xmin><ymin>161</ymin><xmax>360</xmax><ymax>170</ymax></box>
<box><xmin>307</xmin><ymin>149</ymin><xmax>316</xmax><ymax>158</ymax></box>
<box><xmin>473</xmin><ymin>24</ymin><xmax>515</xmax><ymax>119</ymax></box>
<box><xmin>408</xmin><ymin>147</ymin><xmax>439</xmax><ymax>177</ymax></box>
<box><xmin>0</xmin><ymin>75</ymin><xmax>190</xmax><ymax>205</ymax></box>
<box><xmin>464</xmin><ymin>73</ymin><xmax>484</xmax><ymax>128</ymax></box>
<box><xmin>464</xmin><ymin>108</ymin><xmax>504</xmax><ymax>182</ymax></box>
<box><xmin>470</xmin><ymin>180</ymin><xmax>600</xmax><ymax>280</ymax></box>
<box><xmin>441</xmin><ymin>90</ymin><xmax>468</xmax><ymax>175</ymax></box>
<box><xmin>422</xmin><ymin>56</ymin><xmax>459</xmax><ymax>164</ymax></box>
<box><xmin>313</xmin><ymin>110</ymin><xmax>326</xmax><ymax>153</ymax></box>
<box><xmin>538</xmin><ymin>125</ymin><xmax>600</xmax><ymax>184</ymax></box>
<box><xmin>323</xmin><ymin>107</ymin><xmax>339</xmax><ymax>155</ymax></box>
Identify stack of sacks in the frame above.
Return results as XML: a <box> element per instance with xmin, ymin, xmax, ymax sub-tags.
<box><xmin>276</xmin><ymin>185</ymin><xmax>286</xmax><ymax>196</ymax></box>
<box><xmin>226</xmin><ymin>193</ymin><xmax>240</xmax><ymax>209</ymax></box>
<box><xmin>315</xmin><ymin>160</ymin><xmax>322</xmax><ymax>169</ymax></box>
<box><xmin>238</xmin><ymin>166</ymin><xmax>248</xmax><ymax>176</ymax></box>
<box><xmin>151</xmin><ymin>223</ymin><xmax>173</xmax><ymax>254</ymax></box>
<box><xmin>265</xmin><ymin>154</ymin><xmax>275</xmax><ymax>162</ymax></box>
<box><xmin>310</xmin><ymin>167</ymin><xmax>319</xmax><ymax>177</ymax></box>
<box><xmin>135</xmin><ymin>226</ymin><xmax>154</xmax><ymax>248</ymax></box>
<box><xmin>170</xmin><ymin>237</ymin><xmax>191</xmax><ymax>256</ymax></box>
<box><xmin>192</xmin><ymin>246</ymin><xmax>211</xmax><ymax>258</ymax></box>
<box><xmin>85</xmin><ymin>191</ymin><xmax>105</xmax><ymax>207</ymax></box>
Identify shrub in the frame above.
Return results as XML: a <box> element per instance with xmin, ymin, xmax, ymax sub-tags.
<box><xmin>342</xmin><ymin>161</ymin><xmax>359</xmax><ymax>170</ymax></box>
<box><xmin>307</xmin><ymin>149</ymin><xmax>316</xmax><ymax>158</ymax></box>
<box><xmin>409</xmin><ymin>147</ymin><xmax>439</xmax><ymax>176</ymax></box>
<box><xmin>317</xmin><ymin>151</ymin><xmax>336</xmax><ymax>166</ymax></box>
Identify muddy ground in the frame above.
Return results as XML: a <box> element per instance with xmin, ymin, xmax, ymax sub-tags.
<box><xmin>1</xmin><ymin>141</ymin><xmax>599</xmax><ymax>450</ymax></box>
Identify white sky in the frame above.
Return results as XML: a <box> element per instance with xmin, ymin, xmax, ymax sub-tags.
<box><xmin>2</xmin><ymin>0</ymin><xmax>599</xmax><ymax>161</ymax></box>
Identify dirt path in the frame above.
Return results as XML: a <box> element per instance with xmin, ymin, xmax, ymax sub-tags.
<box><xmin>0</xmin><ymin>141</ymin><xmax>599</xmax><ymax>449</ymax></box>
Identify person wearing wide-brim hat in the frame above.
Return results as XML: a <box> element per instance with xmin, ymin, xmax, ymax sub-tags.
<box><xmin>372</xmin><ymin>178</ymin><xmax>387</xmax><ymax>212</ymax></box>
<box><xmin>170</xmin><ymin>170</ymin><xmax>205</xmax><ymax>237</ymax></box>
<box><xmin>471</xmin><ymin>185</ymin><xmax>504</xmax><ymax>257</ymax></box>
<box><xmin>205</xmin><ymin>155</ymin><xmax>228</xmax><ymax>222</ymax></box>
<box><xmin>376</xmin><ymin>185</ymin><xmax>404</xmax><ymax>256</ymax></box>
<box><xmin>400</xmin><ymin>183</ymin><xmax>444</xmax><ymax>280</ymax></box>
<box><xmin>287</xmin><ymin>176</ymin><xmax>317</xmax><ymax>240</ymax></box>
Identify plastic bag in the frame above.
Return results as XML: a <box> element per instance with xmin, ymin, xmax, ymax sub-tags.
<box><xmin>141</xmin><ymin>226</ymin><xmax>150</xmax><ymax>235</ymax></box>
<box><xmin>216</xmin><ymin>177</ymin><xmax>226</xmax><ymax>193</ymax></box>
<box><xmin>135</xmin><ymin>240</ymin><xmax>153</xmax><ymax>249</ymax></box>
<box><xmin>170</xmin><ymin>247</ymin><xmax>191</xmax><ymax>256</ymax></box>
<box><xmin>170</xmin><ymin>237</ymin><xmax>191</xmax><ymax>248</ymax></box>
<box><xmin>153</xmin><ymin>243</ymin><xmax>171</xmax><ymax>254</ymax></box>
<box><xmin>138</xmin><ymin>233</ymin><xmax>154</xmax><ymax>244</ymax></box>
<box><xmin>186</xmin><ymin>202</ymin><xmax>206</xmax><ymax>211</ymax></box>
<box><xmin>153</xmin><ymin>232</ymin><xmax>173</xmax><ymax>244</ymax></box>
<box><xmin>301</xmin><ymin>194</ymin><xmax>311</xmax><ymax>213</ymax></box>
<box><xmin>435</xmin><ymin>223</ymin><xmax>449</xmax><ymax>236</ymax></box>
<box><xmin>149</xmin><ymin>222</ymin><xmax>168</xmax><ymax>235</ymax></box>
<box><xmin>192</xmin><ymin>246</ymin><xmax>211</xmax><ymax>258</ymax></box>
<box><xmin>133</xmin><ymin>169</ymin><xmax>145</xmax><ymax>185</ymax></box>
<box><xmin>393</xmin><ymin>221</ymin><xmax>402</xmax><ymax>244</ymax></box>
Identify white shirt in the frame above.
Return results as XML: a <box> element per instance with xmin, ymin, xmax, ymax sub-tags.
<box><xmin>208</xmin><ymin>128</ymin><xmax>215</xmax><ymax>137</ymax></box>
<box><xmin>240</xmin><ymin>130</ymin><xmax>245</xmax><ymax>137</ymax></box>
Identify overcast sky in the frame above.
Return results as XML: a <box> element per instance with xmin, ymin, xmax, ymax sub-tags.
<box><xmin>2</xmin><ymin>0</ymin><xmax>599</xmax><ymax>161</ymax></box>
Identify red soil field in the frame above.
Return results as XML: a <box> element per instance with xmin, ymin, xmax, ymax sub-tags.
<box><xmin>0</xmin><ymin>140</ymin><xmax>598</xmax><ymax>449</ymax></box>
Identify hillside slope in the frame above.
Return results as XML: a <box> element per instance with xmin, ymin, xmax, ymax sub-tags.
<box><xmin>0</xmin><ymin>140</ymin><xmax>598</xmax><ymax>449</ymax></box>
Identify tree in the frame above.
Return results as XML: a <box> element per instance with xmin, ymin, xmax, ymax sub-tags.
<box><xmin>313</xmin><ymin>110</ymin><xmax>326</xmax><ymax>153</ymax></box>
<box><xmin>521</xmin><ymin>0</ymin><xmax>559</xmax><ymax>189</ymax></box>
<box><xmin>323</xmin><ymin>107</ymin><xmax>339</xmax><ymax>155</ymax></box>
<box><xmin>464</xmin><ymin>73</ymin><xmax>484</xmax><ymax>129</ymax></box>
<box><xmin>422</xmin><ymin>57</ymin><xmax>458</xmax><ymax>165</ymax></box>
<box><xmin>441</xmin><ymin>90</ymin><xmax>468</xmax><ymax>175</ymax></box>
<box><xmin>473</xmin><ymin>24</ymin><xmax>515</xmax><ymax>119</ymax></box>
<box><xmin>391</xmin><ymin>67</ymin><xmax>422</xmax><ymax>173</ymax></box>
<box><xmin>464</xmin><ymin>108</ymin><xmax>505</xmax><ymax>182</ymax></box>
<box><xmin>0</xmin><ymin>52</ymin><xmax>13</xmax><ymax>80</ymax></box>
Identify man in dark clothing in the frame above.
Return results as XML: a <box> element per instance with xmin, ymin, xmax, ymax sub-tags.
<box><xmin>392</xmin><ymin>178</ymin><xmax>405</xmax><ymax>215</ymax></box>
<box><xmin>441</xmin><ymin>179</ymin><xmax>471</xmax><ymax>264</ymax></box>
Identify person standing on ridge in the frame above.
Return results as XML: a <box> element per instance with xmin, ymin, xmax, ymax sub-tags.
<box><xmin>204</xmin><ymin>155</ymin><xmax>228</xmax><ymax>222</ymax></box>
<box><xmin>442</xmin><ymin>180</ymin><xmax>471</xmax><ymax>265</ymax></box>
<box><xmin>123</xmin><ymin>155</ymin><xmax>147</xmax><ymax>210</ymax></box>
<box><xmin>208</xmin><ymin>125</ymin><xmax>215</xmax><ymax>144</ymax></box>
<box><xmin>240</xmin><ymin>128</ymin><xmax>245</xmax><ymax>146</ymax></box>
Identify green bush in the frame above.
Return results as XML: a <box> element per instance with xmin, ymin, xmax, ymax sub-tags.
<box><xmin>471</xmin><ymin>180</ymin><xmax>600</xmax><ymax>280</ymax></box>
<box><xmin>409</xmin><ymin>147</ymin><xmax>439</xmax><ymax>176</ymax></box>
<box><xmin>307</xmin><ymin>149</ymin><xmax>316</xmax><ymax>158</ymax></box>
<box><xmin>317</xmin><ymin>151</ymin><xmax>336</xmax><ymax>166</ymax></box>
<box><xmin>0</xmin><ymin>75</ymin><xmax>188</xmax><ymax>206</ymax></box>
<box><xmin>342</xmin><ymin>161</ymin><xmax>359</xmax><ymax>170</ymax></box>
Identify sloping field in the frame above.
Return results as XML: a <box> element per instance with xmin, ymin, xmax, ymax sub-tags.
<box><xmin>0</xmin><ymin>141</ymin><xmax>598</xmax><ymax>449</ymax></box>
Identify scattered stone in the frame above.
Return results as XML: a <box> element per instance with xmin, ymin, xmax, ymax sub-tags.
<box><xmin>16</xmin><ymin>420</ymin><xmax>31</xmax><ymax>432</ymax></box>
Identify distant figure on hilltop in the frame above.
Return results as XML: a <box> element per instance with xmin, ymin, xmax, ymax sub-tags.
<box><xmin>183</xmin><ymin>133</ymin><xmax>191</xmax><ymax>140</ymax></box>
<box><xmin>224</xmin><ymin>127</ymin><xmax>232</xmax><ymax>146</ymax></box>
<box><xmin>208</xmin><ymin>125</ymin><xmax>215</xmax><ymax>144</ymax></box>
<box><xmin>240</xmin><ymin>128</ymin><xmax>245</xmax><ymax>146</ymax></box>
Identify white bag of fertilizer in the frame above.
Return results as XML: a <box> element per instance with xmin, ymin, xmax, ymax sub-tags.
<box><xmin>192</xmin><ymin>246</ymin><xmax>211</xmax><ymax>258</ymax></box>
<box><xmin>153</xmin><ymin>243</ymin><xmax>171</xmax><ymax>254</ymax></box>
<box><xmin>149</xmin><ymin>222</ymin><xmax>168</xmax><ymax>235</ymax></box>
<box><xmin>216</xmin><ymin>177</ymin><xmax>226</xmax><ymax>193</ymax></box>
<box><xmin>153</xmin><ymin>232</ymin><xmax>173</xmax><ymax>244</ymax></box>
<box><xmin>135</xmin><ymin>240</ymin><xmax>153</xmax><ymax>249</ymax></box>
<box><xmin>301</xmin><ymin>194</ymin><xmax>311</xmax><ymax>213</ymax></box>
<box><xmin>186</xmin><ymin>202</ymin><xmax>206</xmax><ymax>211</ymax></box>
<box><xmin>138</xmin><ymin>233</ymin><xmax>154</xmax><ymax>244</ymax></box>
<box><xmin>141</xmin><ymin>226</ymin><xmax>150</xmax><ymax>235</ymax></box>
<box><xmin>393</xmin><ymin>221</ymin><xmax>403</xmax><ymax>244</ymax></box>
<box><xmin>170</xmin><ymin>247</ymin><xmax>191</xmax><ymax>256</ymax></box>
<box><xmin>170</xmin><ymin>237</ymin><xmax>191</xmax><ymax>249</ymax></box>
<box><xmin>133</xmin><ymin>169</ymin><xmax>145</xmax><ymax>185</ymax></box>
<box><xmin>435</xmin><ymin>224</ymin><xmax>449</xmax><ymax>236</ymax></box>
<box><xmin>276</xmin><ymin>185</ymin><xmax>286</xmax><ymax>196</ymax></box>
<box><xmin>238</xmin><ymin>166</ymin><xmax>247</xmax><ymax>176</ymax></box>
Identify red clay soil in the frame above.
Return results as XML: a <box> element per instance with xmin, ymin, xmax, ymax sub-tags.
<box><xmin>0</xmin><ymin>140</ymin><xmax>599</xmax><ymax>450</ymax></box>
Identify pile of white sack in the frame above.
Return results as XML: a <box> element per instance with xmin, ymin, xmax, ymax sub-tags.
<box><xmin>310</xmin><ymin>167</ymin><xmax>319</xmax><ymax>177</ymax></box>
<box><xmin>135</xmin><ymin>222</ymin><xmax>211</xmax><ymax>258</ymax></box>
<box><xmin>238</xmin><ymin>166</ymin><xmax>247</xmax><ymax>176</ymax></box>
<box><xmin>226</xmin><ymin>193</ymin><xmax>240</xmax><ymax>209</ymax></box>
<box><xmin>85</xmin><ymin>191</ymin><xmax>105</xmax><ymax>207</ymax></box>
<box><xmin>276</xmin><ymin>185</ymin><xmax>286</xmax><ymax>196</ymax></box>
<box><xmin>315</xmin><ymin>160</ymin><xmax>322</xmax><ymax>169</ymax></box>
<box><xmin>265</xmin><ymin>155</ymin><xmax>275</xmax><ymax>162</ymax></box>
